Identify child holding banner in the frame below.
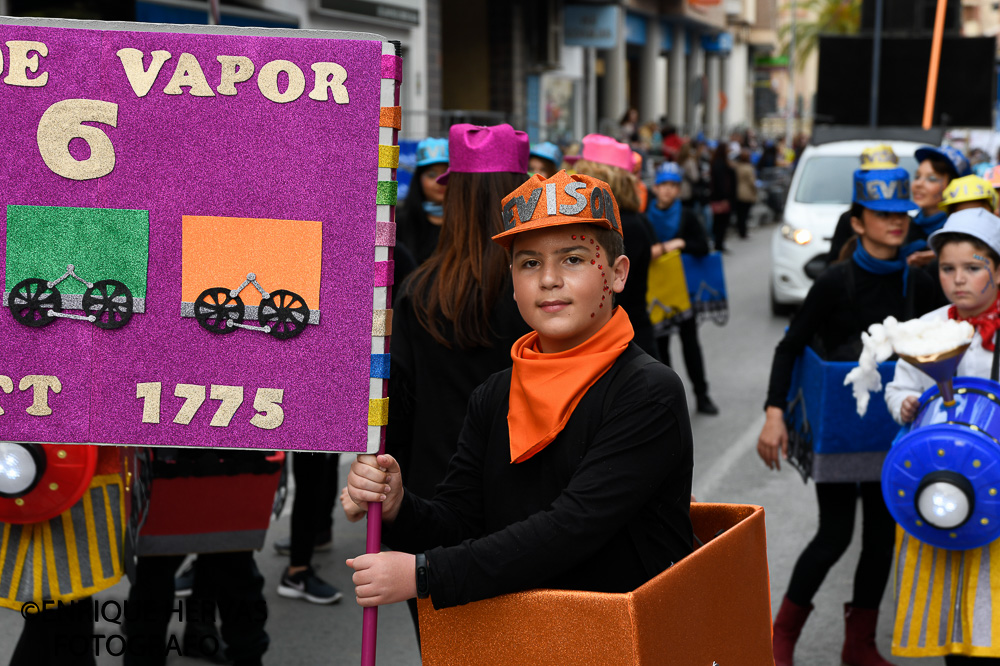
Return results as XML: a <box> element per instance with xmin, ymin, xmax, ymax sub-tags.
<box><xmin>648</xmin><ymin>162</ymin><xmax>719</xmax><ymax>415</ymax></box>
<box><xmin>347</xmin><ymin>170</ymin><xmax>694</xmax><ymax>610</ymax></box>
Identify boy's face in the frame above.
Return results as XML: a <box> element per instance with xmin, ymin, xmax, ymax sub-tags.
<box><xmin>653</xmin><ymin>181</ymin><xmax>680</xmax><ymax>207</ymax></box>
<box><xmin>939</xmin><ymin>241</ymin><xmax>999</xmax><ymax>318</ymax></box>
<box><xmin>510</xmin><ymin>224</ymin><xmax>629</xmax><ymax>353</ymax></box>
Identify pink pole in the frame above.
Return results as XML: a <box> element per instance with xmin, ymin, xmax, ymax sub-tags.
<box><xmin>360</xmin><ymin>500</ymin><xmax>383</xmax><ymax>666</ymax></box>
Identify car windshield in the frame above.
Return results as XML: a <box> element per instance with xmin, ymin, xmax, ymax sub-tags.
<box><xmin>795</xmin><ymin>154</ymin><xmax>919</xmax><ymax>204</ymax></box>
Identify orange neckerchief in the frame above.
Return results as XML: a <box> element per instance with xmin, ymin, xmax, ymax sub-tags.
<box><xmin>507</xmin><ymin>307</ymin><xmax>634</xmax><ymax>464</ymax></box>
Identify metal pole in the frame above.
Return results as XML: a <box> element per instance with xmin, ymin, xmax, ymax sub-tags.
<box><xmin>208</xmin><ymin>0</ymin><xmax>220</xmax><ymax>26</ymax></box>
<box><xmin>786</xmin><ymin>0</ymin><xmax>795</xmax><ymax>144</ymax></box>
<box><xmin>922</xmin><ymin>0</ymin><xmax>949</xmax><ymax>130</ymax></box>
<box><xmin>869</xmin><ymin>0</ymin><xmax>883</xmax><ymax>127</ymax></box>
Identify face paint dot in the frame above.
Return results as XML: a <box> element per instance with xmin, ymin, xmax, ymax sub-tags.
<box><xmin>598</xmin><ymin>265</ymin><xmax>602</xmax><ymax>269</ymax></box>
<box><xmin>581</xmin><ymin>235</ymin><xmax>586</xmax><ymax>240</ymax></box>
<box><xmin>572</xmin><ymin>235</ymin><xmax>576</xmax><ymax>240</ymax></box>
<box><xmin>601</xmin><ymin>272</ymin><xmax>605</xmax><ymax>276</ymax></box>
<box><xmin>591</xmin><ymin>260</ymin><xmax>596</xmax><ymax>264</ymax></box>
<box><xmin>591</xmin><ymin>313</ymin><xmax>595</xmax><ymax>318</ymax></box>
<box><xmin>590</xmin><ymin>239</ymin><xmax>594</xmax><ymax>244</ymax></box>
<box><xmin>596</xmin><ymin>253</ymin><xmax>600</xmax><ymax>258</ymax></box>
<box><xmin>600</xmin><ymin>303</ymin><xmax>603</xmax><ymax>308</ymax></box>
<box><xmin>602</xmin><ymin>295</ymin><xmax>605</xmax><ymax>300</ymax></box>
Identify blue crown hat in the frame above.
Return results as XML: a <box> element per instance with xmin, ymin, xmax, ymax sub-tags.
<box><xmin>416</xmin><ymin>137</ymin><xmax>449</xmax><ymax>167</ymax></box>
<box><xmin>914</xmin><ymin>145</ymin><xmax>972</xmax><ymax>178</ymax></box>
<box><xmin>529</xmin><ymin>141</ymin><xmax>563</xmax><ymax>168</ymax></box>
<box><xmin>853</xmin><ymin>167</ymin><xmax>921</xmax><ymax>213</ymax></box>
<box><xmin>655</xmin><ymin>162</ymin><xmax>683</xmax><ymax>185</ymax></box>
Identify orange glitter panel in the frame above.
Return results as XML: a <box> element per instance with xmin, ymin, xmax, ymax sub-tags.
<box><xmin>181</xmin><ymin>216</ymin><xmax>322</xmax><ymax>309</ymax></box>
<box><xmin>418</xmin><ymin>504</ymin><xmax>774</xmax><ymax>665</ymax></box>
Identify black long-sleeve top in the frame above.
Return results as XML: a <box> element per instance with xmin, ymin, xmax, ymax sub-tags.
<box><xmin>383</xmin><ymin>342</ymin><xmax>695</xmax><ymax>609</ymax></box>
<box><xmin>386</xmin><ymin>280</ymin><xmax>531</xmax><ymax>499</ymax></box>
<box><xmin>618</xmin><ymin>211</ymin><xmax>658</xmax><ymax>357</ymax></box>
<box><xmin>765</xmin><ymin>258</ymin><xmax>937</xmax><ymax>410</ymax></box>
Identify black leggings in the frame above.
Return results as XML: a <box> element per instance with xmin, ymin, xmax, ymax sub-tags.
<box><xmin>657</xmin><ymin>316</ymin><xmax>708</xmax><ymax>397</ymax></box>
<box><xmin>785</xmin><ymin>481</ymin><xmax>895</xmax><ymax>609</ymax></box>
<box><xmin>290</xmin><ymin>452</ymin><xmax>339</xmax><ymax>568</ymax></box>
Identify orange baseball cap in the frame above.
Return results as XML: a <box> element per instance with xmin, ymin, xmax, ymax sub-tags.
<box><xmin>492</xmin><ymin>170</ymin><xmax>623</xmax><ymax>249</ymax></box>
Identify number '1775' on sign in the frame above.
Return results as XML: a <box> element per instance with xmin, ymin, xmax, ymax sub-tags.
<box><xmin>135</xmin><ymin>382</ymin><xmax>284</xmax><ymax>430</ymax></box>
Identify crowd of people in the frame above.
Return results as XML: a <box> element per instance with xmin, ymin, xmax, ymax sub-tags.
<box><xmin>15</xmin><ymin>111</ymin><xmax>1000</xmax><ymax>666</ymax></box>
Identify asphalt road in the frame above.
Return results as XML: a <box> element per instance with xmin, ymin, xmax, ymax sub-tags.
<box><xmin>0</xmin><ymin>222</ymin><xmax>946</xmax><ymax>665</ymax></box>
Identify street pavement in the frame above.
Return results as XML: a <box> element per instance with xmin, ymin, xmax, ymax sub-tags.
<box><xmin>0</xmin><ymin>221</ymin><xmax>946</xmax><ymax>665</ymax></box>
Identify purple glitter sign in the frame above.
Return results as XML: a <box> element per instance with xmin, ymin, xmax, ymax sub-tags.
<box><xmin>0</xmin><ymin>19</ymin><xmax>396</xmax><ymax>452</ymax></box>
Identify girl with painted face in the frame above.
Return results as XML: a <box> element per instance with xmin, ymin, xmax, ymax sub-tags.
<box><xmin>885</xmin><ymin>208</ymin><xmax>1000</xmax><ymax>664</ymax></box>
<box><xmin>396</xmin><ymin>137</ymin><xmax>449</xmax><ymax>265</ymax></box>
<box><xmin>759</xmin><ymin>167</ymin><xmax>939</xmax><ymax>666</ymax></box>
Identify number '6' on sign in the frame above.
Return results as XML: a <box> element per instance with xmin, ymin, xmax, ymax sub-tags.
<box><xmin>37</xmin><ymin>99</ymin><xmax>118</xmax><ymax>181</ymax></box>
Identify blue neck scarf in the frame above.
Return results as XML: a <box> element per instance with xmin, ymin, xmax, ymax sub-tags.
<box><xmin>647</xmin><ymin>199</ymin><xmax>682</xmax><ymax>242</ymax></box>
<box><xmin>913</xmin><ymin>209</ymin><xmax>947</xmax><ymax>236</ymax></box>
<box><xmin>853</xmin><ymin>242</ymin><xmax>909</xmax><ymax>294</ymax></box>
<box><xmin>423</xmin><ymin>201</ymin><xmax>443</xmax><ymax>218</ymax></box>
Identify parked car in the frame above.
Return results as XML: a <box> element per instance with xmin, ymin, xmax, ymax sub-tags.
<box><xmin>770</xmin><ymin>139</ymin><xmax>921</xmax><ymax>315</ymax></box>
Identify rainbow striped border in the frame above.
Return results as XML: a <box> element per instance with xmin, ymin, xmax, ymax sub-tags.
<box><xmin>367</xmin><ymin>46</ymin><xmax>402</xmax><ymax>453</ymax></box>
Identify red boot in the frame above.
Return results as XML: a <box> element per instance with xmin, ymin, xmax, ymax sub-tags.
<box><xmin>772</xmin><ymin>596</ymin><xmax>813</xmax><ymax>666</ymax></box>
<box><xmin>841</xmin><ymin>603</ymin><xmax>893</xmax><ymax>666</ymax></box>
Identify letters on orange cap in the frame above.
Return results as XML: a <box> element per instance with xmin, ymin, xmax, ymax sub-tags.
<box><xmin>492</xmin><ymin>170</ymin><xmax>623</xmax><ymax>248</ymax></box>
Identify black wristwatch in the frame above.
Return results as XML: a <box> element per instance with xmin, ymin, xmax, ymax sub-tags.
<box><xmin>415</xmin><ymin>553</ymin><xmax>430</xmax><ymax>599</ymax></box>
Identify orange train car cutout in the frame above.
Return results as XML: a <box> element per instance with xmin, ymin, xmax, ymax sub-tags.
<box><xmin>180</xmin><ymin>216</ymin><xmax>323</xmax><ymax>340</ymax></box>
<box><xmin>418</xmin><ymin>504</ymin><xmax>775</xmax><ymax>665</ymax></box>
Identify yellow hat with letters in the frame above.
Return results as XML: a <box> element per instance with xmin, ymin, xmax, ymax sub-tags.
<box><xmin>939</xmin><ymin>174</ymin><xmax>999</xmax><ymax>212</ymax></box>
<box><xmin>859</xmin><ymin>144</ymin><xmax>899</xmax><ymax>170</ymax></box>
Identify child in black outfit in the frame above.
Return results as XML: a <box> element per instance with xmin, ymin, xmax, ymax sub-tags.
<box><xmin>648</xmin><ymin>162</ymin><xmax>719</xmax><ymax>415</ymax></box>
<box><xmin>346</xmin><ymin>170</ymin><xmax>694</xmax><ymax>608</ymax></box>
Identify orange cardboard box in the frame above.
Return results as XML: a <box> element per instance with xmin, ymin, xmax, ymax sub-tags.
<box><xmin>418</xmin><ymin>503</ymin><xmax>774</xmax><ymax>665</ymax></box>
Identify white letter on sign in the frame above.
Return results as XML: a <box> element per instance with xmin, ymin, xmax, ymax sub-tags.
<box><xmin>308</xmin><ymin>63</ymin><xmax>349</xmax><ymax>103</ymax></box>
<box><xmin>37</xmin><ymin>99</ymin><xmax>118</xmax><ymax>181</ymax></box>
<box><xmin>163</xmin><ymin>53</ymin><xmax>215</xmax><ymax>97</ymax></box>
<box><xmin>217</xmin><ymin>55</ymin><xmax>254</xmax><ymax>96</ymax></box>
<box><xmin>116</xmin><ymin>48</ymin><xmax>172</xmax><ymax>97</ymax></box>
<box><xmin>258</xmin><ymin>60</ymin><xmax>305</xmax><ymax>103</ymax></box>
<box><xmin>4</xmin><ymin>41</ymin><xmax>49</xmax><ymax>87</ymax></box>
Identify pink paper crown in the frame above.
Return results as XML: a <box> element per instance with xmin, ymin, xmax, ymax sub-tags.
<box><xmin>566</xmin><ymin>134</ymin><xmax>634</xmax><ymax>173</ymax></box>
<box><xmin>436</xmin><ymin>123</ymin><xmax>529</xmax><ymax>184</ymax></box>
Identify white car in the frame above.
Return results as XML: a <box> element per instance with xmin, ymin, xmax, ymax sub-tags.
<box><xmin>770</xmin><ymin>139</ymin><xmax>921</xmax><ymax>315</ymax></box>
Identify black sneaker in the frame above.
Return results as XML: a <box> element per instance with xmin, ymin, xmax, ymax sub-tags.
<box><xmin>175</xmin><ymin>562</ymin><xmax>195</xmax><ymax>598</ymax></box>
<box><xmin>277</xmin><ymin>567</ymin><xmax>343</xmax><ymax>605</ymax></box>
<box><xmin>272</xmin><ymin>530</ymin><xmax>332</xmax><ymax>556</ymax></box>
<box><xmin>696</xmin><ymin>394</ymin><xmax>720</xmax><ymax>416</ymax></box>
<box><xmin>183</xmin><ymin>622</ymin><xmax>231</xmax><ymax>665</ymax></box>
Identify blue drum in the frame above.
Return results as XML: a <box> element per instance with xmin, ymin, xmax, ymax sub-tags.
<box><xmin>882</xmin><ymin>377</ymin><xmax>1000</xmax><ymax>550</ymax></box>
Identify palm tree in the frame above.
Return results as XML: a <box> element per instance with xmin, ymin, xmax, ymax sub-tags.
<box><xmin>778</xmin><ymin>0</ymin><xmax>862</xmax><ymax>71</ymax></box>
